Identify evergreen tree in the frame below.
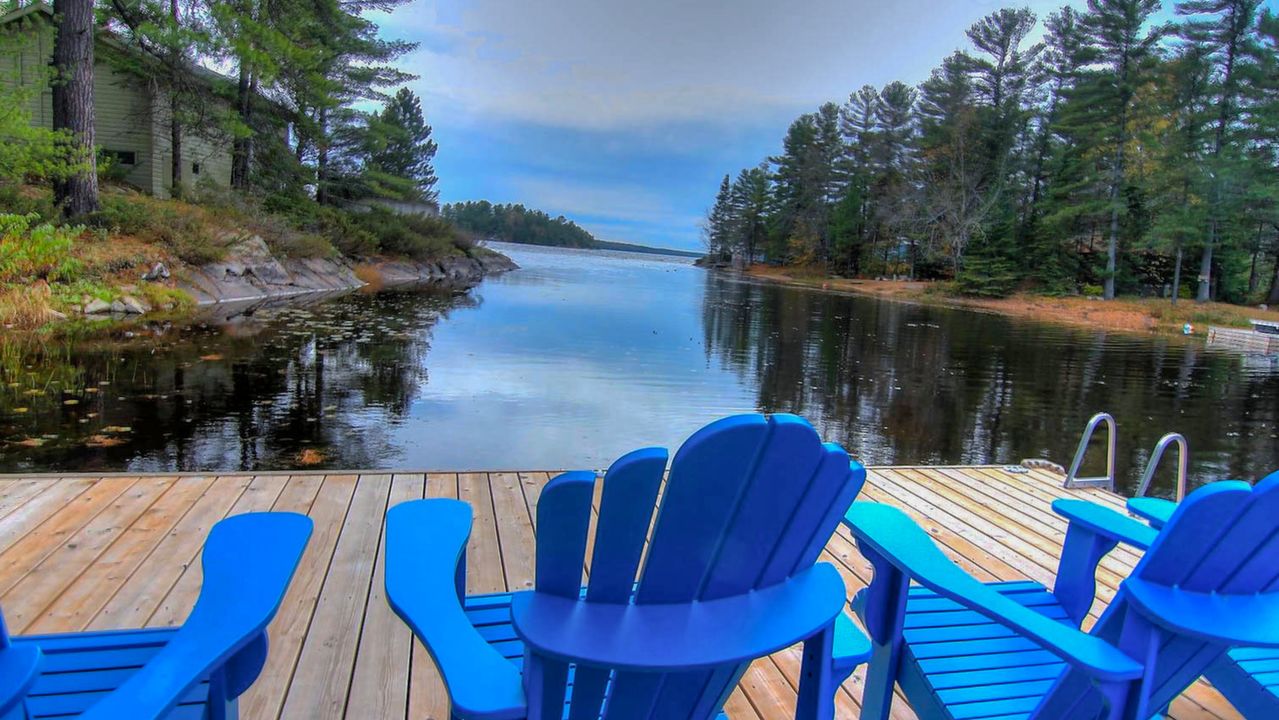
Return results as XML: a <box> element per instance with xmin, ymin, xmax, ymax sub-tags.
<box><xmin>1178</xmin><ymin>0</ymin><xmax>1264</xmax><ymax>301</ymax></box>
<box><xmin>363</xmin><ymin>88</ymin><xmax>439</xmax><ymax>203</ymax></box>
<box><xmin>703</xmin><ymin>175</ymin><xmax>734</xmax><ymax>259</ymax></box>
<box><xmin>1078</xmin><ymin>0</ymin><xmax>1165</xmax><ymax>299</ymax></box>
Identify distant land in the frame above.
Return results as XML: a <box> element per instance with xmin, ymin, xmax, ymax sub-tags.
<box><xmin>442</xmin><ymin>200</ymin><xmax>701</xmax><ymax>258</ymax></box>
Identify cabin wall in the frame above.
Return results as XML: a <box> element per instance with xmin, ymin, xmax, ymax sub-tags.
<box><xmin>1</xmin><ymin>15</ymin><xmax>234</xmax><ymax>198</ymax></box>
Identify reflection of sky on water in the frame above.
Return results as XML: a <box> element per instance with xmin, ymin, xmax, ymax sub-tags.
<box><xmin>402</xmin><ymin>243</ymin><xmax>761</xmax><ymax>469</ymax></box>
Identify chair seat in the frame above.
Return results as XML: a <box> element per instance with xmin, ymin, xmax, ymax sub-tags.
<box><xmin>464</xmin><ymin>592</ymin><xmax>728</xmax><ymax>720</ymax></box>
<box><xmin>1209</xmin><ymin>646</ymin><xmax>1279</xmax><ymax>717</ymax></box>
<box><xmin>11</xmin><ymin>627</ymin><xmax>210</xmax><ymax>719</ymax></box>
<box><xmin>899</xmin><ymin>581</ymin><xmax>1074</xmax><ymax>720</ymax></box>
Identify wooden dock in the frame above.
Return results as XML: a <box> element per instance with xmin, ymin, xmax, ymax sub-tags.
<box><xmin>0</xmin><ymin>467</ymin><xmax>1240</xmax><ymax>719</ymax></box>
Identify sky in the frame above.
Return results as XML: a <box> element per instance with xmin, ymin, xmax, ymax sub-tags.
<box><xmin>370</xmin><ymin>0</ymin><xmax>1186</xmax><ymax>252</ymax></box>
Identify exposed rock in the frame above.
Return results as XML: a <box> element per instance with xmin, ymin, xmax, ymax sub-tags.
<box><xmin>179</xmin><ymin>235</ymin><xmax>517</xmax><ymax>307</ymax></box>
<box><xmin>119</xmin><ymin>296</ymin><xmax>150</xmax><ymax>314</ymax></box>
<box><xmin>83</xmin><ymin>299</ymin><xmax>112</xmax><ymax>315</ymax></box>
<box><xmin>142</xmin><ymin>262</ymin><xmax>170</xmax><ymax>281</ymax></box>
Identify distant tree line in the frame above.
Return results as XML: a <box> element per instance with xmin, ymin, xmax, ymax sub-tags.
<box><xmin>704</xmin><ymin>1</ymin><xmax>1279</xmax><ymax>303</ymax></box>
<box><xmin>443</xmin><ymin>201</ymin><xmax>599</xmax><ymax>248</ymax></box>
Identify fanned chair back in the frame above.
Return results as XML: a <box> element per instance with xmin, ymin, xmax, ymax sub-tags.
<box><xmin>529</xmin><ymin>413</ymin><xmax>865</xmax><ymax>720</ymax></box>
<box><xmin>1034</xmin><ymin>474</ymin><xmax>1279</xmax><ymax>719</ymax></box>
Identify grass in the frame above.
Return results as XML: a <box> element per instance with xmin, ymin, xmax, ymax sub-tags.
<box><xmin>0</xmin><ymin>181</ymin><xmax>500</xmax><ymax>332</ymax></box>
<box><xmin>745</xmin><ymin>265</ymin><xmax>1279</xmax><ymax>337</ymax></box>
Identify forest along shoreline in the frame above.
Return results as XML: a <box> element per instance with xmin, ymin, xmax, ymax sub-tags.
<box><xmin>733</xmin><ymin>264</ymin><xmax>1279</xmax><ymax>338</ymax></box>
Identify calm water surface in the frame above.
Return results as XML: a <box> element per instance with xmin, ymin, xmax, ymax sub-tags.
<box><xmin>2</xmin><ymin>242</ymin><xmax>1276</xmax><ymax>496</ymax></box>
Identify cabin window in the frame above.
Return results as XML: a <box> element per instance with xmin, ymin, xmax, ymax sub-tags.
<box><xmin>191</xmin><ymin>162</ymin><xmax>201</xmax><ymax>176</ymax></box>
<box><xmin>103</xmin><ymin>150</ymin><xmax>136</xmax><ymax>166</ymax></box>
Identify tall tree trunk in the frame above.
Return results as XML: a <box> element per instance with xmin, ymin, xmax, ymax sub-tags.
<box><xmin>316</xmin><ymin>106</ymin><xmax>329</xmax><ymax>205</ymax></box>
<box><xmin>1269</xmin><ymin>243</ymin><xmax>1279</xmax><ymax>306</ymax></box>
<box><xmin>1103</xmin><ymin>138</ymin><xmax>1123</xmax><ymax>300</ymax></box>
<box><xmin>1197</xmin><ymin>10</ymin><xmax>1243</xmax><ymax>302</ymax></box>
<box><xmin>230</xmin><ymin>63</ymin><xmax>253</xmax><ymax>189</ymax></box>
<box><xmin>1248</xmin><ymin>221</ymin><xmax>1263</xmax><ymax>296</ymax></box>
<box><xmin>51</xmin><ymin>0</ymin><xmax>99</xmax><ymax>218</ymax></box>
<box><xmin>1171</xmin><ymin>242</ymin><xmax>1183</xmax><ymax>307</ymax></box>
<box><xmin>168</xmin><ymin>0</ymin><xmax>182</xmax><ymax>198</ymax></box>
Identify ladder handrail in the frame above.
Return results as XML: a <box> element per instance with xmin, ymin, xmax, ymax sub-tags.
<box><xmin>1064</xmin><ymin>412</ymin><xmax>1117</xmax><ymax>491</ymax></box>
<box><xmin>1135</xmin><ymin>432</ymin><xmax>1189</xmax><ymax>500</ymax></box>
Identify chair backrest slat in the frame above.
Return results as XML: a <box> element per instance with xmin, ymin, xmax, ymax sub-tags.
<box><xmin>586</xmin><ymin>448</ymin><xmax>667</xmax><ymax>603</ymax></box>
<box><xmin>535</xmin><ymin>471</ymin><xmax>597</xmax><ymax>598</ymax></box>
<box><xmin>635</xmin><ymin>415</ymin><xmax>773</xmax><ymax>605</ymax></box>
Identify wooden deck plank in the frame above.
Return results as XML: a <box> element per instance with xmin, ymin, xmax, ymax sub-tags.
<box><xmin>240</xmin><ymin>473</ymin><xmax>352</xmax><ymax>720</ymax></box>
<box><xmin>23</xmin><ymin>474</ymin><xmax>216</xmax><ymax>634</ymax></box>
<box><xmin>0</xmin><ymin>478</ymin><xmax>98</xmax><ymax>558</ymax></box>
<box><xmin>0</xmin><ymin>476</ymin><xmax>175</xmax><ymax>632</ymax></box>
<box><xmin>0</xmin><ymin>479</ymin><xmax>56</xmax><ymax>523</ymax></box>
<box><xmin>490</xmin><ymin>471</ymin><xmax>536</xmax><ymax>592</ymax></box>
<box><xmin>346</xmin><ymin>473</ymin><xmax>424</xmax><ymax>719</ymax></box>
<box><xmin>0</xmin><ymin>467</ymin><xmax>1241</xmax><ymax>720</ymax></box>
<box><xmin>281</xmin><ymin>473</ymin><xmax>393</xmax><ymax>719</ymax></box>
<box><xmin>87</xmin><ymin>475</ymin><xmax>252</xmax><ymax>631</ymax></box>
<box><xmin>457</xmin><ymin>472</ymin><xmax>504</xmax><ymax>595</ymax></box>
<box><xmin>0</xmin><ymin>476</ymin><xmax>136</xmax><ymax>597</ymax></box>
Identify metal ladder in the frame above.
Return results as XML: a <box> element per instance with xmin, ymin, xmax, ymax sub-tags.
<box><xmin>1063</xmin><ymin>412</ymin><xmax>1189</xmax><ymax>499</ymax></box>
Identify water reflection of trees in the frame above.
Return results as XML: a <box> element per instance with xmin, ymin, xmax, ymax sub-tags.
<box><xmin>0</xmin><ymin>287</ymin><xmax>476</xmax><ymax>472</ymax></box>
<box><xmin>701</xmin><ymin>275</ymin><xmax>1279</xmax><ymax>495</ymax></box>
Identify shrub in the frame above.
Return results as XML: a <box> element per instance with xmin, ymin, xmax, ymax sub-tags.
<box><xmin>87</xmin><ymin>191</ymin><xmax>233</xmax><ymax>265</ymax></box>
<box><xmin>0</xmin><ymin>213</ymin><xmax>83</xmax><ymax>283</ymax></box>
<box><xmin>1081</xmin><ymin>284</ymin><xmax>1104</xmax><ymax>298</ymax></box>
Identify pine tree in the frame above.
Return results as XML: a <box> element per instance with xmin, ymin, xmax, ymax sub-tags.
<box><xmin>1178</xmin><ymin>0</ymin><xmax>1264</xmax><ymax>301</ymax></box>
<box><xmin>703</xmin><ymin>175</ymin><xmax>734</xmax><ymax>260</ymax></box>
<box><xmin>1077</xmin><ymin>0</ymin><xmax>1166</xmax><ymax>299</ymax></box>
<box><xmin>365</xmin><ymin>88</ymin><xmax>439</xmax><ymax>203</ymax></box>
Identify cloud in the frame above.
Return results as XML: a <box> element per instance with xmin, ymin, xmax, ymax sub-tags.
<box><xmin>511</xmin><ymin>176</ymin><xmax>700</xmax><ymax>229</ymax></box>
<box><xmin>383</xmin><ymin>0</ymin><xmax>1083</xmax><ymax>131</ymax></box>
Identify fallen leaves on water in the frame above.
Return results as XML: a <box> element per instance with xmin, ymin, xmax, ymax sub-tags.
<box><xmin>12</xmin><ymin>407</ymin><xmax>27</xmax><ymax>414</ymax></box>
<box><xmin>101</xmin><ymin>425</ymin><xmax>133</xmax><ymax>434</ymax></box>
<box><xmin>199</xmin><ymin>354</ymin><xmax>224</xmax><ymax>361</ymax></box>
<box><xmin>296</xmin><ymin>448</ymin><xmax>325</xmax><ymax>466</ymax></box>
<box><xmin>63</xmin><ymin>399</ymin><xmax>79</xmax><ymax>406</ymax></box>
<box><xmin>86</xmin><ymin>435</ymin><xmax>126</xmax><ymax>448</ymax></box>
<box><xmin>14</xmin><ymin>437</ymin><xmax>45</xmax><ymax>447</ymax></box>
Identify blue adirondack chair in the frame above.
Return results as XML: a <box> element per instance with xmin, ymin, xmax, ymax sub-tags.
<box><xmin>1115</xmin><ymin>470</ymin><xmax>1279</xmax><ymax>718</ymax></box>
<box><xmin>0</xmin><ymin>511</ymin><xmax>311</xmax><ymax>720</ymax></box>
<box><xmin>384</xmin><ymin>413</ymin><xmax>872</xmax><ymax>720</ymax></box>
<box><xmin>846</xmin><ymin>475</ymin><xmax>1279</xmax><ymax>720</ymax></box>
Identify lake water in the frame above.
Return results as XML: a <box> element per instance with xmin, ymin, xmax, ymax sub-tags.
<box><xmin>2</xmin><ymin>241</ymin><xmax>1276</xmax><ymax>496</ymax></box>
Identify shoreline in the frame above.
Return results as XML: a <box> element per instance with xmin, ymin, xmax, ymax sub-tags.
<box><xmin>739</xmin><ymin>265</ymin><xmax>1279</xmax><ymax>338</ymax></box>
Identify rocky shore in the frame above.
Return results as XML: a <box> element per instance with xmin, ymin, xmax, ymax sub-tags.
<box><xmin>179</xmin><ymin>236</ymin><xmax>518</xmax><ymax>305</ymax></box>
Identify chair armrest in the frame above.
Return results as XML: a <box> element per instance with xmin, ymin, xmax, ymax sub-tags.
<box><xmin>1126</xmin><ymin>497</ymin><xmax>1176</xmax><ymax>530</ymax></box>
<box><xmin>80</xmin><ymin>512</ymin><xmax>312</xmax><ymax>720</ymax></box>
<box><xmin>831</xmin><ymin>611</ymin><xmax>872</xmax><ymax>679</ymax></box>
<box><xmin>511</xmin><ymin>563</ymin><xmax>847</xmax><ymax>671</ymax></box>
<box><xmin>0</xmin><ymin>644</ymin><xmax>40</xmax><ymax>717</ymax></box>
<box><xmin>844</xmin><ymin>503</ymin><xmax>1143</xmax><ymax>682</ymax></box>
<box><xmin>1125</xmin><ymin>579</ymin><xmax>1279</xmax><ymax>647</ymax></box>
<box><xmin>1053</xmin><ymin>499</ymin><xmax>1158</xmax><ymax>551</ymax></box>
<box><xmin>384</xmin><ymin>500</ymin><xmax>524</xmax><ymax>720</ymax></box>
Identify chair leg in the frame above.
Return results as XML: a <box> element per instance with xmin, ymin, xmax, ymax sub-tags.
<box><xmin>857</xmin><ymin>550</ymin><xmax>910</xmax><ymax>720</ymax></box>
<box><xmin>795</xmin><ymin>624</ymin><xmax>836</xmax><ymax>720</ymax></box>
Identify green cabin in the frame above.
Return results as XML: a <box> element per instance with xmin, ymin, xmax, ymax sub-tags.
<box><xmin>0</xmin><ymin>1</ymin><xmax>233</xmax><ymax>198</ymax></box>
